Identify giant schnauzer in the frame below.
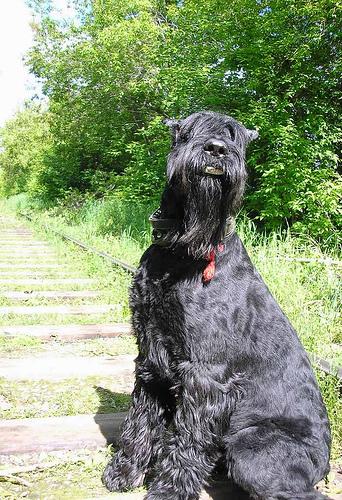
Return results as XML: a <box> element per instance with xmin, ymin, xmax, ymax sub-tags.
<box><xmin>103</xmin><ymin>111</ymin><xmax>331</xmax><ymax>499</ymax></box>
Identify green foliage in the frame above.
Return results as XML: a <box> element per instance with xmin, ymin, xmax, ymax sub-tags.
<box><xmin>0</xmin><ymin>104</ymin><xmax>52</xmax><ymax>197</ymax></box>
<box><xmin>0</xmin><ymin>0</ymin><xmax>341</xmax><ymax>241</ymax></box>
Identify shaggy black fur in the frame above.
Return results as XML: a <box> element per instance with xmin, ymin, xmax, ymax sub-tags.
<box><xmin>103</xmin><ymin>111</ymin><xmax>331</xmax><ymax>499</ymax></box>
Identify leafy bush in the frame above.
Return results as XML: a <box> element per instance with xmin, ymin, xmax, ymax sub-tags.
<box><xmin>0</xmin><ymin>104</ymin><xmax>52</xmax><ymax>197</ymax></box>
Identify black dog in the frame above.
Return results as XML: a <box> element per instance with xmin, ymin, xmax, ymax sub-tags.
<box><xmin>103</xmin><ymin>111</ymin><xmax>331</xmax><ymax>499</ymax></box>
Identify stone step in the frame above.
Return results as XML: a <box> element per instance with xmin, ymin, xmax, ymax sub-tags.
<box><xmin>1</xmin><ymin>262</ymin><xmax>58</xmax><ymax>269</ymax></box>
<box><xmin>0</xmin><ymin>271</ymin><xmax>77</xmax><ymax>277</ymax></box>
<box><xmin>0</xmin><ymin>353</ymin><xmax>135</xmax><ymax>380</ymax></box>
<box><xmin>0</xmin><ymin>278</ymin><xmax>94</xmax><ymax>285</ymax></box>
<box><xmin>0</xmin><ymin>232</ymin><xmax>32</xmax><ymax>237</ymax></box>
<box><xmin>0</xmin><ymin>322</ymin><xmax>131</xmax><ymax>340</ymax></box>
<box><xmin>0</xmin><ymin>255</ymin><xmax>57</xmax><ymax>261</ymax></box>
<box><xmin>0</xmin><ymin>247</ymin><xmax>53</xmax><ymax>252</ymax></box>
<box><xmin>0</xmin><ymin>241</ymin><xmax>48</xmax><ymax>245</ymax></box>
<box><xmin>0</xmin><ymin>290</ymin><xmax>99</xmax><ymax>300</ymax></box>
<box><xmin>0</xmin><ymin>304</ymin><xmax>118</xmax><ymax>316</ymax></box>
<box><xmin>0</xmin><ymin>254</ymin><xmax>58</xmax><ymax>262</ymax></box>
<box><xmin>0</xmin><ymin>263</ymin><xmax>64</xmax><ymax>269</ymax></box>
<box><xmin>0</xmin><ymin>412</ymin><xmax>126</xmax><ymax>455</ymax></box>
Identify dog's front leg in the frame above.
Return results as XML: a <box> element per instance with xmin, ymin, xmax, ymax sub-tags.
<box><xmin>145</xmin><ymin>396</ymin><xmax>219</xmax><ymax>500</ymax></box>
<box><xmin>103</xmin><ymin>380</ymin><xmax>165</xmax><ymax>492</ymax></box>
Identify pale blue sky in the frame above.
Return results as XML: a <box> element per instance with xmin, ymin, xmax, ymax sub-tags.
<box><xmin>0</xmin><ymin>0</ymin><xmax>74</xmax><ymax>127</ymax></box>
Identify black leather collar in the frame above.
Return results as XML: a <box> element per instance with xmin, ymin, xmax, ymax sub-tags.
<box><xmin>149</xmin><ymin>208</ymin><xmax>236</xmax><ymax>248</ymax></box>
<box><xmin>149</xmin><ymin>208</ymin><xmax>181</xmax><ymax>246</ymax></box>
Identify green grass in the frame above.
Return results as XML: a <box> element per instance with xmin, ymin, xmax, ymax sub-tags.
<box><xmin>0</xmin><ymin>448</ymin><xmax>146</xmax><ymax>499</ymax></box>
<box><xmin>0</xmin><ymin>336</ymin><xmax>43</xmax><ymax>357</ymax></box>
<box><xmin>74</xmin><ymin>336</ymin><xmax>137</xmax><ymax>357</ymax></box>
<box><xmin>315</xmin><ymin>371</ymin><xmax>342</xmax><ymax>459</ymax></box>
<box><xmin>0</xmin><ymin>335</ymin><xmax>137</xmax><ymax>358</ymax></box>
<box><xmin>0</xmin><ymin>375</ymin><xmax>132</xmax><ymax>419</ymax></box>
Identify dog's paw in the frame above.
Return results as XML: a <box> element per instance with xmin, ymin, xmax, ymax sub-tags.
<box><xmin>144</xmin><ymin>485</ymin><xmax>199</xmax><ymax>500</ymax></box>
<box><xmin>102</xmin><ymin>460</ymin><xmax>144</xmax><ymax>492</ymax></box>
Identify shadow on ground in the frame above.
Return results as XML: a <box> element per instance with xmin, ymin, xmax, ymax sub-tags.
<box><xmin>93</xmin><ymin>385</ymin><xmax>130</xmax><ymax>446</ymax></box>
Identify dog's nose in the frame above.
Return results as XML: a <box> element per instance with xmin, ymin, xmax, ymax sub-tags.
<box><xmin>203</xmin><ymin>138</ymin><xmax>228</xmax><ymax>157</ymax></box>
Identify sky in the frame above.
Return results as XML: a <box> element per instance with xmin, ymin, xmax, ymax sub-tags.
<box><xmin>0</xmin><ymin>0</ymin><xmax>74</xmax><ymax>127</ymax></box>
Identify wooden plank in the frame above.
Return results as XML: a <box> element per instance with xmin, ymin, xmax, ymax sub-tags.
<box><xmin>0</xmin><ymin>246</ymin><xmax>54</xmax><ymax>251</ymax></box>
<box><xmin>0</xmin><ymin>414</ymin><xmax>336</xmax><ymax>500</ymax></box>
<box><xmin>0</xmin><ymin>412</ymin><xmax>126</xmax><ymax>455</ymax></box>
<box><xmin>0</xmin><ymin>304</ymin><xmax>118</xmax><ymax>315</ymax></box>
<box><xmin>0</xmin><ymin>278</ymin><xmax>94</xmax><ymax>285</ymax></box>
<box><xmin>110</xmin><ymin>481</ymin><xmax>264</xmax><ymax>500</ymax></box>
<box><xmin>0</xmin><ymin>322</ymin><xmax>132</xmax><ymax>340</ymax></box>
<box><xmin>0</xmin><ymin>241</ymin><xmax>49</xmax><ymax>246</ymax></box>
<box><xmin>0</xmin><ymin>242</ymin><xmax>49</xmax><ymax>246</ymax></box>
<box><xmin>0</xmin><ymin>262</ymin><xmax>58</xmax><ymax>269</ymax></box>
<box><xmin>0</xmin><ymin>271</ymin><xmax>75</xmax><ymax>277</ymax></box>
<box><xmin>0</xmin><ymin>256</ymin><xmax>57</xmax><ymax>260</ymax></box>
<box><xmin>0</xmin><ymin>290</ymin><xmax>100</xmax><ymax>300</ymax></box>
<box><xmin>0</xmin><ymin>255</ymin><xmax>57</xmax><ymax>260</ymax></box>
<box><xmin>0</xmin><ymin>263</ymin><xmax>63</xmax><ymax>269</ymax></box>
<box><xmin>0</xmin><ymin>236</ymin><xmax>34</xmax><ymax>240</ymax></box>
<box><xmin>0</xmin><ymin>353</ymin><xmax>135</xmax><ymax>380</ymax></box>
<box><xmin>0</xmin><ymin>227</ymin><xmax>32</xmax><ymax>231</ymax></box>
<box><xmin>0</xmin><ymin>249</ymin><xmax>55</xmax><ymax>255</ymax></box>
<box><xmin>0</xmin><ymin>232</ymin><xmax>32</xmax><ymax>236</ymax></box>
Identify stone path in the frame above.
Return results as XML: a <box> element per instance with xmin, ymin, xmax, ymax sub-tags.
<box><xmin>0</xmin><ymin>215</ymin><xmax>133</xmax><ymax>457</ymax></box>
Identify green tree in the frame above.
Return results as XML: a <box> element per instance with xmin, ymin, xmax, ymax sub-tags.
<box><xmin>157</xmin><ymin>0</ymin><xmax>342</xmax><ymax>238</ymax></box>
<box><xmin>26</xmin><ymin>0</ymin><xmax>166</xmax><ymax>200</ymax></box>
<box><xmin>2</xmin><ymin>0</ymin><xmax>340</xmax><ymax>240</ymax></box>
<box><xmin>0</xmin><ymin>104</ymin><xmax>52</xmax><ymax>197</ymax></box>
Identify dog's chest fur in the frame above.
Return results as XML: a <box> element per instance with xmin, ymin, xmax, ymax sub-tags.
<box><xmin>130</xmin><ymin>234</ymin><xmax>304</xmax><ymax>390</ymax></box>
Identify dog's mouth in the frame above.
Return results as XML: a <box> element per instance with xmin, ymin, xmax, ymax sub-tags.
<box><xmin>204</xmin><ymin>166</ymin><xmax>224</xmax><ymax>176</ymax></box>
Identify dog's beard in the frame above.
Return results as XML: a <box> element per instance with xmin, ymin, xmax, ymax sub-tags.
<box><xmin>178</xmin><ymin>176</ymin><xmax>230</xmax><ymax>259</ymax></box>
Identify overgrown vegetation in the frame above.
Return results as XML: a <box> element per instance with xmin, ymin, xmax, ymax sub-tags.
<box><xmin>3</xmin><ymin>194</ymin><xmax>341</xmax><ymax>459</ymax></box>
<box><xmin>0</xmin><ymin>0</ymin><xmax>341</xmax><ymax>240</ymax></box>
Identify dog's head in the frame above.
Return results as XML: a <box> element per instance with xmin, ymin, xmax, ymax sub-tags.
<box><xmin>163</xmin><ymin>111</ymin><xmax>258</xmax><ymax>258</ymax></box>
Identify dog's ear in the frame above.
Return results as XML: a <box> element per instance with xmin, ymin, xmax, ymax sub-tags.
<box><xmin>163</xmin><ymin>118</ymin><xmax>180</xmax><ymax>128</ymax></box>
<box><xmin>246</xmin><ymin>128</ymin><xmax>259</xmax><ymax>142</ymax></box>
<box><xmin>163</xmin><ymin>118</ymin><xmax>182</xmax><ymax>143</ymax></box>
